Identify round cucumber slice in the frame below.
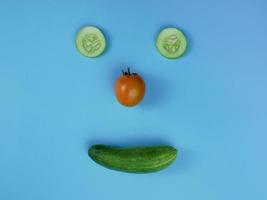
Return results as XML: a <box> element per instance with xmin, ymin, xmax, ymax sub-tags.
<box><xmin>156</xmin><ymin>27</ymin><xmax>187</xmax><ymax>59</ymax></box>
<box><xmin>76</xmin><ymin>26</ymin><xmax>106</xmax><ymax>58</ymax></box>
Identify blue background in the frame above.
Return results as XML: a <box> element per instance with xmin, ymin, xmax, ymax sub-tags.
<box><xmin>0</xmin><ymin>0</ymin><xmax>267</xmax><ymax>199</ymax></box>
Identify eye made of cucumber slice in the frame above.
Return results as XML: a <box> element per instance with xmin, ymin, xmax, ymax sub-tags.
<box><xmin>75</xmin><ymin>26</ymin><xmax>106</xmax><ymax>58</ymax></box>
<box><xmin>156</xmin><ymin>27</ymin><xmax>187</xmax><ymax>59</ymax></box>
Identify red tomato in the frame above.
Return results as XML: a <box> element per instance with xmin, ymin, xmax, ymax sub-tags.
<box><xmin>115</xmin><ymin>68</ymin><xmax>145</xmax><ymax>107</ymax></box>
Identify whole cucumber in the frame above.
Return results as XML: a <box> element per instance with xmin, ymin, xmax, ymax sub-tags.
<box><xmin>88</xmin><ymin>144</ymin><xmax>177</xmax><ymax>173</ymax></box>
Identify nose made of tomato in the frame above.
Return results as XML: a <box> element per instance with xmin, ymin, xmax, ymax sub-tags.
<box><xmin>114</xmin><ymin>68</ymin><xmax>145</xmax><ymax>107</ymax></box>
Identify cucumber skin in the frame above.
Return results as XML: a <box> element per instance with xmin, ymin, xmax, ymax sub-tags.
<box><xmin>88</xmin><ymin>145</ymin><xmax>177</xmax><ymax>173</ymax></box>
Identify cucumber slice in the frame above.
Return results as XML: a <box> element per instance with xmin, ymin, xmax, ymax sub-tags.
<box><xmin>75</xmin><ymin>26</ymin><xmax>106</xmax><ymax>58</ymax></box>
<box><xmin>156</xmin><ymin>27</ymin><xmax>187</xmax><ymax>59</ymax></box>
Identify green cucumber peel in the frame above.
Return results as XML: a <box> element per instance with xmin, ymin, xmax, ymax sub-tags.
<box><xmin>88</xmin><ymin>144</ymin><xmax>177</xmax><ymax>173</ymax></box>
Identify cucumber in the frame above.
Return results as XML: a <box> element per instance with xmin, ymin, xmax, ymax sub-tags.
<box><xmin>156</xmin><ymin>27</ymin><xmax>187</xmax><ymax>59</ymax></box>
<box><xmin>88</xmin><ymin>144</ymin><xmax>177</xmax><ymax>173</ymax></box>
<box><xmin>75</xmin><ymin>26</ymin><xmax>106</xmax><ymax>58</ymax></box>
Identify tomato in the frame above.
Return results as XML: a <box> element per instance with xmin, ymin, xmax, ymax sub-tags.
<box><xmin>115</xmin><ymin>68</ymin><xmax>145</xmax><ymax>107</ymax></box>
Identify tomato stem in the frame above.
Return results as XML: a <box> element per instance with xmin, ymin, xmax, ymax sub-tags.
<box><xmin>122</xmin><ymin>67</ymin><xmax>137</xmax><ymax>76</ymax></box>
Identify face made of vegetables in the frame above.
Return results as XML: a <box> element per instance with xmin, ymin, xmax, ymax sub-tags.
<box><xmin>76</xmin><ymin>26</ymin><xmax>187</xmax><ymax>107</ymax></box>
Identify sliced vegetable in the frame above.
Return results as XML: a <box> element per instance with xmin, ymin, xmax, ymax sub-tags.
<box><xmin>76</xmin><ymin>26</ymin><xmax>106</xmax><ymax>58</ymax></box>
<box><xmin>156</xmin><ymin>27</ymin><xmax>187</xmax><ymax>59</ymax></box>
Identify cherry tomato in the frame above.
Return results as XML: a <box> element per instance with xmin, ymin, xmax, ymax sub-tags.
<box><xmin>115</xmin><ymin>68</ymin><xmax>145</xmax><ymax>107</ymax></box>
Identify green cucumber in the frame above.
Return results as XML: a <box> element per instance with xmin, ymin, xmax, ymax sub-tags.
<box><xmin>88</xmin><ymin>144</ymin><xmax>177</xmax><ymax>173</ymax></box>
<box><xmin>75</xmin><ymin>26</ymin><xmax>106</xmax><ymax>58</ymax></box>
<box><xmin>156</xmin><ymin>27</ymin><xmax>187</xmax><ymax>59</ymax></box>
